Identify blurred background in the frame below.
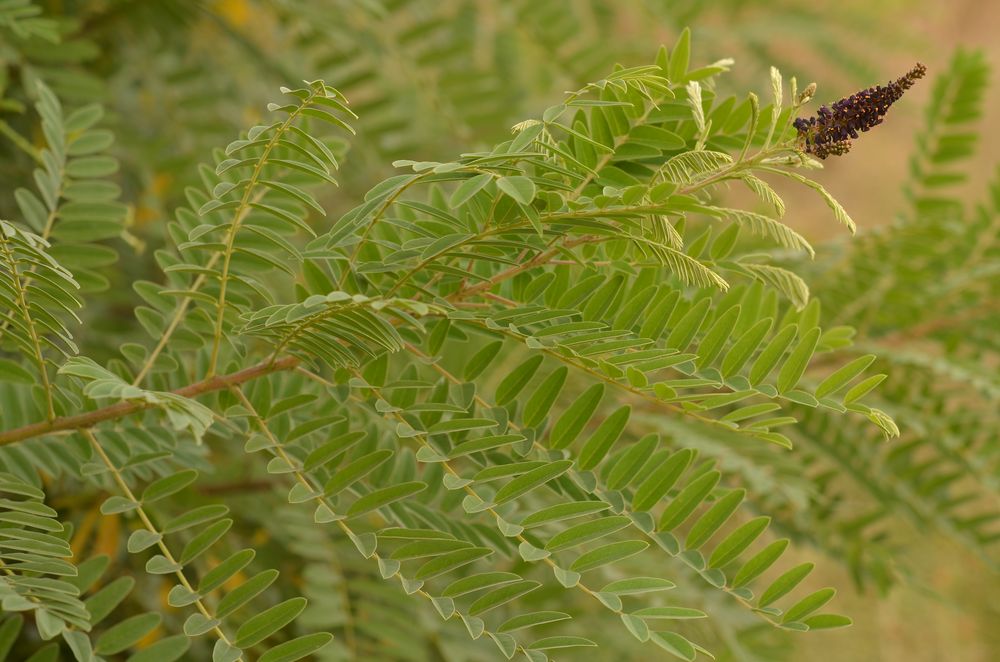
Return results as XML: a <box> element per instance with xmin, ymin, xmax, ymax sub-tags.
<box><xmin>1</xmin><ymin>1</ymin><xmax>997</xmax><ymax>659</ymax></box>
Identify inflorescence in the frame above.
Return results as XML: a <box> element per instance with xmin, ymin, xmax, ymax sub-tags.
<box><xmin>793</xmin><ymin>63</ymin><xmax>926</xmax><ymax>159</ymax></box>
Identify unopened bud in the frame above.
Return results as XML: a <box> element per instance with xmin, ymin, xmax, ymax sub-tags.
<box><xmin>798</xmin><ymin>82</ymin><xmax>817</xmax><ymax>105</ymax></box>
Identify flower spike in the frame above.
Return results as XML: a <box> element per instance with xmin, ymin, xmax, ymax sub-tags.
<box><xmin>793</xmin><ymin>63</ymin><xmax>926</xmax><ymax>159</ymax></box>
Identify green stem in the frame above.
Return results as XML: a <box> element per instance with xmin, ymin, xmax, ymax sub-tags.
<box><xmin>230</xmin><ymin>387</ymin><xmax>528</xmax><ymax>657</ymax></box>
<box><xmin>0</xmin><ymin>119</ymin><xmax>43</xmax><ymax>164</ymax></box>
<box><xmin>0</xmin><ymin>232</ymin><xmax>54</xmax><ymax>420</ymax></box>
<box><xmin>83</xmin><ymin>429</ymin><xmax>242</xmax><ymax>658</ymax></box>
<box><xmin>207</xmin><ymin>90</ymin><xmax>323</xmax><ymax>378</ymax></box>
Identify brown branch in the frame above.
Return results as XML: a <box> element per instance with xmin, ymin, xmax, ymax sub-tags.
<box><xmin>448</xmin><ymin>235</ymin><xmax>600</xmax><ymax>301</ymax></box>
<box><xmin>0</xmin><ymin>356</ymin><xmax>299</xmax><ymax>446</ymax></box>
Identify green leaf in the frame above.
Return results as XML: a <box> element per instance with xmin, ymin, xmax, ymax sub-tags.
<box><xmin>815</xmin><ymin>354</ymin><xmax>877</xmax><ymax>399</ymax></box>
<box><xmin>522</xmin><ymin>367</ymin><xmax>568</xmax><ymax>427</ymax></box>
<box><xmin>303</xmin><ymin>432</ymin><xmax>365</xmax><ymax>471</ymax></box>
<box><xmin>720</xmin><ymin>403</ymin><xmax>780</xmax><ymax>423</ymax></box>
<box><xmin>520</xmin><ymin>501</ymin><xmax>609</xmax><ymax>527</ymax></box>
<box><xmin>665</xmin><ymin>298</ymin><xmax>711</xmax><ymax>350</ymax></box>
<box><xmin>495</xmin><ymin>355</ymin><xmax>543</xmax><ymax>405</ymax></box>
<box><xmin>179</xmin><ymin>519</ymin><xmax>233</xmax><ymax>564</ymax></box>
<box><xmin>259</xmin><ymin>633</ymin><xmax>334</xmax><ymax>662</ymax></box>
<box><xmin>100</xmin><ymin>496</ymin><xmax>138</xmax><ymax>515</ymax></box>
<box><xmin>668</xmin><ymin>27</ymin><xmax>692</xmax><ymax>82</ymax></box>
<box><xmin>710</xmin><ymin>223</ymin><xmax>740</xmax><ymax>260</ymax></box>
<box><xmin>492</xmin><ymin>460</ymin><xmax>572</xmax><ymax>507</ymax></box>
<box><xmin>324</xmin><ymin>450</ymin><xmax>394</xmax><ymax>495</ymax></box>
<box><xmin>450</xmin><ymin>173</ymin><xmax>493</xmax><ymax>208</ymax></box>
<box><xmin>442</xmin><ymin>572</ymin><xmax>521</xmax><ymax>597</ymax></box>
<box><xmin>529</xmin><ymin>636</ymin><xmax>597</xmax><ymax>650</ymax></box>
<box><xmin>802</xmin><ymin>613</ymin><xmax>852</xmax><ymax>630</ymax></box>
<box><xmin>658</xmin><ymin>471</ymin><xmax>720</xmax><ymax>531</ymax></box>
<box><xmin>469</xmin><ymin>580</ymin><xmax>540</xmax><ymax>616</ymax></box>
<box><xmin>65</xmin><ymin>104</ymin><xmax>103</xmax><ymax>132</ymax></box>
<box><xmin>66</xmin><ymin>156</ymin><xmax>118</xmax><ymax>178</ymax></box>
<box><xmin>758</xmin><ymin>562</ymin><xmax>814</xmax><ymax>607</ymax></box>
<box><xmin>550</xmin><ymin>383</ymin><xmax>604</xmax><ymax>450</ymax></box>
<box><xmin>685</xmin><ymin>489</ymin><xmax>745</xmax><ymax>549</ymax></box>
<box><xmin>553</xmin><ymin>565</ymin><xmax>581</xmax><ymax>588</ymax></box>
<box><xmin>85</xmin><ymin>577</ymin><xmax>135</xmax><ymax>626</ymax></box>
<box><xmin>720</xmin><ymin>318</ymin><xmax>773</xmax><ymax>378</ymax></box>
<box><xmin>428</xmin><ymin>418</ymin><xmax>498</xmax><ymax>434</ymax></box>
<box><xmin>217</xmin><ymin>570</ymin><xmax>280</xmax><ymax>618</ymax></box>
<box><xmin>2</xmin><ymin>618</ymin><xmax>24</xmax><ymax>659</ymax></box>
<box><xmin>748</xmin><ymin>325</ymin><xmax>797</xmax><ymax>385</ymax></box>
<box><xmin>421</xmin><ymin>233</ymin><xmax>474</xmax><ymax>261</ymax></box>
<box><xmin>695</xmin><ymin>305</ymin><xmax>741</xmax><ymax>369</ymax></box>
<box><xmin>414</xmin><ymin>547</ymin><xmax>492</xmax><ymax>580</ymax></box>
<box><xmin>651</xmin><ymin>631</ymin><xmax>696</xmax><ymax>661</ymax></box>
<box><xmin>390</xmin><ymin>539</ymin><xmax>470</xmax><ymax>560</ymax></box>
<box><xmin>347</xmin><ymin>482</ymin><xmax>426</xmax><ymax>517</ymax></box>
<box><xmin>497</xmin><ymin>176</ymin><xmax>536</xmax><ymax>205</ymax></box>
<box><xmin>577</xmin><ymin>405</ymin><xmax>630</xmax><ymax>470</ymax></box>
<box><xmin>141</xmin><ymin>470</ymin><xmax>198</xmax><ymax>503</ymax></box>
<box><xmin>776</xmin><ymin>327</ymin><xmax>821</xmax><ymax>393</ymax></box>
<box><xmin>782</xmin><ymin>588</ymin><xmax>837</xmax><ymax>623</ymax></box>
<box><xmin>145</xmin><ymin>555</ymin><xmax>181</xmax><ymax>574</ymax></box>
<box><xmin>633</xmin><ymin>607</ymin><xmax>707</xmax><ymax>620</ymax></box>
<box><xmin>519</xmin><ymin>542</ymin><xmax>546</xmax><ymax>563</ymax></box>
<box><xmin>70</xmin><ymin>556</ymin><xmax>110</xmax><ymax>592</ymax></box>
<box><xmin>498</xmin><ymin>612</ymin><xmax>571</xmax><ymax>633</ymax></box>
<box><xmin>708</xmin><ymin>516</ymin><xmax>770</xmax><ymax>569</ymax></box>
<box><xmin>167</xmin><ymin>585</ymin><xmax>199</xmax><ymax>608</ymax></box>
<box><xmin>163</xmin><ymin>505</ymin><xmax>230</xmax><ymax>533</ymax></box>
<box><xmin>183</xmin><ymin>613</ymin><xmax>219</xmax><ymax>637</ymax></box>
<box><xmin>465</xmin><ymin>341</ymin><xmax>504</xmax><ymax>380</ymax></box>
<box><xmin>94</xmin><ymin>613</ymin><xmax>161</xmax><ymax>655</ymax></box>
<box><xmin>14</xmin><ymin>188</ymin><xmax>47</xmax><ymax>233</ymax></box>
<box><xmin>606</xmin><ymin>435</ymin><xmax>658</xmax><ymax>490</ymax></box>
<box><xmin>629</xmin><ymin>125</ymin><xmax>685</xmax><ymax>150</ymax></box>
<box><xmin>620</xmin><ymin>613</ymin><xmax>650</xmax><ymax>642</ymax></box>
<box><xmin>126</xmin><ymin>635</ymin><xmax>190</xmax><ymax>662</ymax></box>
<box><xmin>842</xmin><ymin>373</ymin><xmax>887</xmax><ymax>404</ymax></box>
<box><xmin>126</xmin><ymin>530</ymin><xmax>161</xmax><ymax>553</ymax></box>
<box><xmin>570</xmin><ymin>540</ymin><xmax>649</xmax><ymax>572</ymax></box>
<box><xmin>235</xmin><ymin>597</ymin><xmax>307</xmax><ymax>648</ymax></box>
<box><xmin>0</xmin><ymin>358</ymin><xmax>34</xmax><ymax>384</ymax></box>
<box><xmin>449</xmin><ymin>434</ymin><xmax>525</xmax><ymax>458</ymax></box>
<box><xmin>632</xmin><ymin>448</ymin><xmax>695</xmax><ymax>512</ymax></box>
<box><xmin>731</xmin><ymin>539</ymin><xmax>790</xmax><ymax>588</ymax></box>
<box><xmin>776</xmin><ymin>171</ymin><xmax>856</xmax><ymax>234</ymax></box>
<box><xmin>601</xmin><ymin>576</ymin><xmax>676</xmax><ymax>595</ymax></box>
<box><xmin>545</xmin><ymin>516</ymin><xmax>631</xmax><ymax>551</ymax></box>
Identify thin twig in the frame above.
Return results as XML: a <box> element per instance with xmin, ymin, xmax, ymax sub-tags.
<box><xmin>0</xmin><ymin>356</ymin><xmax>298</xmax><ymax>446</ymax></box>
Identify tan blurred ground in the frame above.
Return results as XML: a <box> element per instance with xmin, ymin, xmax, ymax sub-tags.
<box><xmin>780</xmin><ymin>0</ymin><xmax>1000</xmax><ymax>243</ymax></box>
<box><xmin>790</xmin><ymin>2</ymin><xmax>1000</xmax><ymax>660</ymax></box>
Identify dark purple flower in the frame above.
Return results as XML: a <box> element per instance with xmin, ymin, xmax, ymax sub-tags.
<box><xmin>794</xmin><ymin>63</ymin><xmax>927</xmax><ymax>159</ymax></box>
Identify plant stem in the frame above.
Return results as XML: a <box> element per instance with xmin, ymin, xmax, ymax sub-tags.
<box><xmin>0</xmin><ymin>356</ymin><xmax>298</xmax><ymax>446</ymax></box>
<box><xmin>0</xmin><ymin>119</ymin><xmax>43</xmax><ymax>164</ymax></box>
<box><xmin>83</xmin><ymin>429</ymin><xmax>241</xmax><ymax>657</ymax></box>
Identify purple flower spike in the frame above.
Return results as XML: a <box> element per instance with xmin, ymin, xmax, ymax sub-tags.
<box><xmin>794</xmin><ymin>63</ymin><xmax>927</xmax><ymax>159</ymax></box>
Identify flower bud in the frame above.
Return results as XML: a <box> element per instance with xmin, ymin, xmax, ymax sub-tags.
<box><xmin>798</xmin><ymin>82</ymin><xmax>817</xmax><ymax>105</ymax></box>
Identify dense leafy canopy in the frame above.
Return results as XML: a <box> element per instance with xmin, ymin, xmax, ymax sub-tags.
<box><xmin>0</xmin><ymin>3</ymin><xmax>996</xmax><ymax>661</ymax></box>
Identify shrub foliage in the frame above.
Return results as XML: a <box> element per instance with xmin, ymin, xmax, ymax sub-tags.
<box><xmin>0</xmin><ymin>6</ymin><xmax>996</xmax><ymax>662</ymax></box>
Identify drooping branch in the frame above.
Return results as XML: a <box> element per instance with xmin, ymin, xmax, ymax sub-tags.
<box><xmin>0</xmin><ymin>356</ymin><xmax>299</xmax><ymax>446</ymax></box>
